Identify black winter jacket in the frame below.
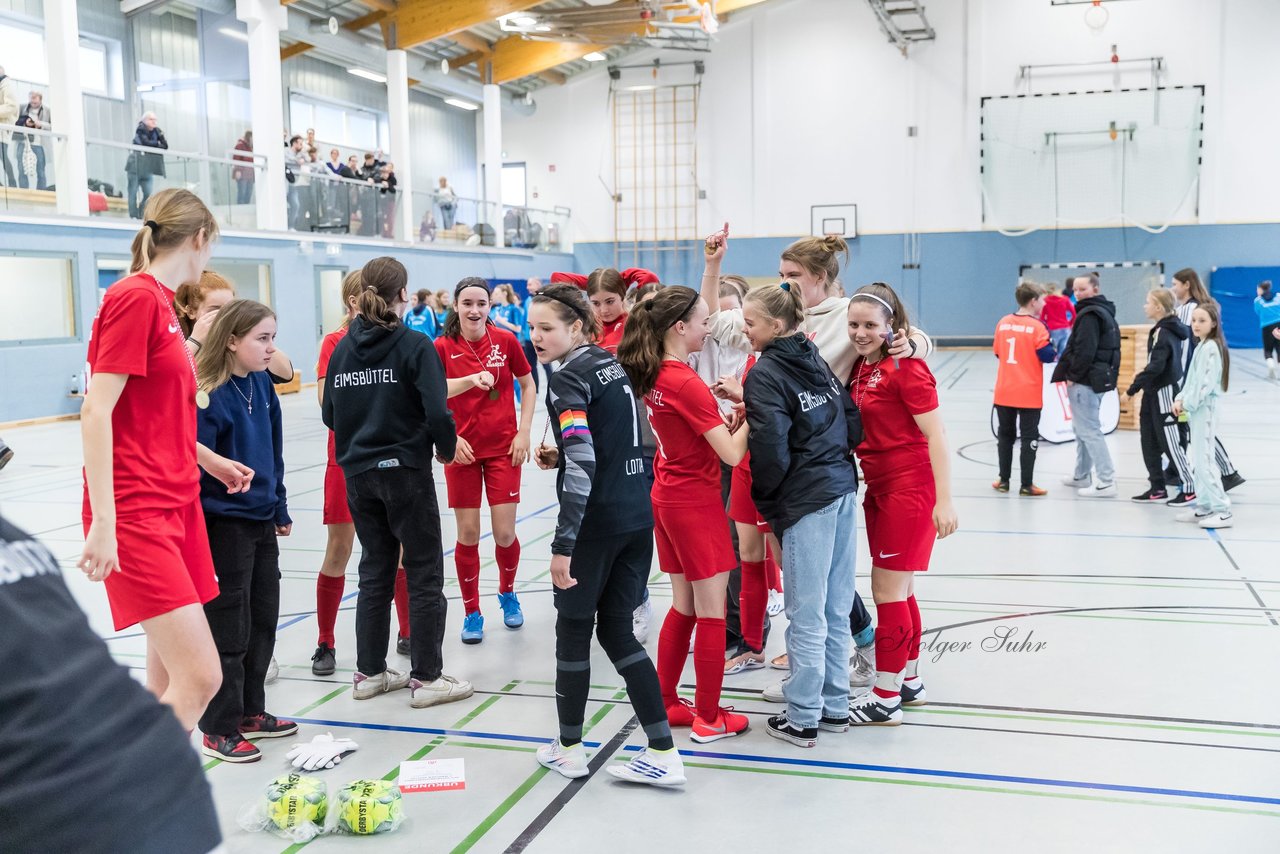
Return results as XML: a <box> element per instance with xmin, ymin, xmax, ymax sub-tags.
<box><xmin>1051</xmin><ymin>294</ymin><xmax>1121</xmax><ymax>391</ymax></box>
<box><xmin>745</xmin><ymin>333</ymin><xmax>861</xmax><ymax>536</ymax></box>
<box><xmin>1125</xmin><ymin>314</ymin><xmax>1189</xmax><ymax>397</ymax></box>
<box><xmin>321</xmin><ymin>315</ymin><xmax>457</xmax><ymax>477</ymax></box>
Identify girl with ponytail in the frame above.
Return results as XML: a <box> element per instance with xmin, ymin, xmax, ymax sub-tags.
<box><xmin>80</xmin><ymin>188</ymin><xmax>234</xmax><ymax>731</ymax></box>
<box><xmin>617</xmin><ymin>286</ymin><xmax>751</xmax><ymax>744</ymax></box>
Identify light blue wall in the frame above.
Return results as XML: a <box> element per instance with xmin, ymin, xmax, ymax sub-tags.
<box><xmin>577</xmin><ymin>222</ymin><xmax>1280</xmax><ymax>340</ymax></box>
<box><xmin>0</xmin><ymin>221</ymin><xmax>570</xmax><ymax>422</ymax></box>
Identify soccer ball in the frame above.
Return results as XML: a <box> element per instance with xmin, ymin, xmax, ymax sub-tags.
<box><xmin>265</xmin><ymin>774</ymin><xmax>327</xmax><ymax>831</ymax></box>
<box><xmin>337</xmin><ymin>779</ymin><xmax>404</xmax><ymax>835</ymax></box>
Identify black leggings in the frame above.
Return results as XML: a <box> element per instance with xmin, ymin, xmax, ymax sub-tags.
<box><xmin>994</xmin><ymin>405</ymin><xmax>1042</xmax><ymax>488</ymax></box>
<box><xmin>1264</xmin><ymin>323</ymin><xmax>1280</xmax><ymax>360</ymax></box>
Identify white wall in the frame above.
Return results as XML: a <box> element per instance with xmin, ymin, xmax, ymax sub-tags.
<box><xmin>503</xmin><ymin>0</ymin><xmax>1280</xmax><ymax>242</ymax></box>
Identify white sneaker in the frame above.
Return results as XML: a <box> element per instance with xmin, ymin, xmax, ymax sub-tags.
<box><xmin>408</xmin><ymin>675</ymin><xmax>474</xmax><ymax>708</ymax></box>
<box><xmin>766</xmin><ymin>589</ymin><xmax>784</xmax><ymax>617</ymax></box>
<box><xmin>1176</xmin><ymin>508</ymin><xmax>1211</xmax><ymax>523</ymax></box>
<box><xmin>1198</xmin><ymin>512</ymin><xmax>1233</xmax><ymax>529</ymax></box>
<box><xmin>1267</xmin><ymin>357</ymin><xmax>1277</xmax><ymax>379</ymax></box>
<box><xmin>762</xmin><ymin>679</ymin><xmax>787</xmax><ymax>703</ymax></box>
<box><xmin>353</xmin><ymin>668</ymin><xmax>411</xmax><ymax>700</ymax></box>
<box><xmin>265</xmin><ymin>656</ymin><xmax>279</xmax><ymax>684</ymax></box>
<box><xmin>849</xmin><ymin>647</ymin><xmax>875</xmax><ymax>688</ymax></box>
<box><xmin>1077</xmin><ymin>482</ymin><xmax>1117</xmax><ymax>498</ymax></box>
<box><xmin>848</xmin><ymin>690</ymin><xmax>904</xmax><ymax>726</ymax></box>
<box><xmin>536</xmin><ymin>739</ymin><xmax>589</xmax><ymax>779</ymax></box>
<box><xmin>632</xmin><ymin>595</ymin><xmax>653</xmax><ymax>645</ymax></box>
<box><xmin>1062</xmin><ymin>475</ymin><xmax>1092</xmax><ymax>488</ymax></box>
<box><xmin>606</xmin><ymin>747</ymin><xmax>686</xmax><ymax>787</ymax></box>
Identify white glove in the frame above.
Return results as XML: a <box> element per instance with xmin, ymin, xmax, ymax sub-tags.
<box><xmin>285</xmin><ymin>733</ymin><xmax>359</xmax><ymax>771</ymax></box>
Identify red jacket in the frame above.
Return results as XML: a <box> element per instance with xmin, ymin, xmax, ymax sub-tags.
<box><xmin>232</xmin><ymin>138</ymin><xmax>255</xmax><ymax>184</ymax></box>
<box><xmin>1040</xmin><ymin>294</ymin><xmax>1074</xmax><ymax>330</ymax></box>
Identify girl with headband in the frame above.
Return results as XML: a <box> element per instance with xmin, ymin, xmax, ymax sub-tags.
<box><xmin>845</xmin><ymin>283</ymin><xmax>958</xmax><ymax>726</ymax></box>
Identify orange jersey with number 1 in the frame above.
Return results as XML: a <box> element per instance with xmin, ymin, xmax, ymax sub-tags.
<box><xmin>993</xmin><ymin>313</ymin><xmax>1050</xmax><ymax>409</ymax></box>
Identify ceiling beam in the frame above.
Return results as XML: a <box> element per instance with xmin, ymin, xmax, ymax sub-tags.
<box><xmin>280</xmin><ymin>41</ymin><xmax>313</xmax><ymax>60</ymax></box>
<box><xmin>361</xmin><ymin>0</ymin><xmax>397</xmax><ymax>12</ymax></box>
<box><xmin>343</xmin><ymin>9</ymin><xmax>387</xmax><ymax>32</ymax></box>
<box><xmin>447</xmin><ymin>49</ymin><xmax>488</xmax><ymax>70</ymax></box>
<box><xmin>490</xmin><ymin>36</ymin><xmax>617</xmax><ymax>84</ymax></box>
<box><xmin>391</xmin><ymin>0</ymin><xmax>542</xmax><ymax>50</ymax></box>
<box><xmin>670</xmin><ymin>0</ymin><xmax>768</xmax><ymax>22</ymax></box>
<box><xmin>448</xmin><ymin>31</ymin><xmax>493</xmax><ymax>54</ymax></box>
<box><xmin>537</xmin><ymin>69</ymin><xmax>567</xmax><ymax>85</ymax></box>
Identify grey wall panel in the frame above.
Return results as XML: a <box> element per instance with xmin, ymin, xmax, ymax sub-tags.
<box><xmin>408</xmin><ymin>94</ymin><xmax>478</xmax><ymax>200</ymax></box>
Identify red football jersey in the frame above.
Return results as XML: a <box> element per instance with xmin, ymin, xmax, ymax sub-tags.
<box><xmin>83</xmin><ymin>274</ymin><xmax>200</xmax><ymax>518</ymax></box>
<box><xmin>317</xmin><ymin>325</ymin><xmax>349</xmax><ymax>465</ymax></box>
<box><xmin>993</xmin><ymin>313</ymin><xmax>1050</xmax><ymax>409</ymax></box>
<box><xmin>435</xmin><ymin>326</ymin><xmax>531</xmax><ymax>449</ymax></box>
<box><xmin>1040</xmin><ymin>294</ymin><xmax>1074</xmax><ymax>331</ymax></box>
<box><xmin>849</xmin><ymin>356</ymin><xmax>938</xmax><ymax>491</ymax></box>
<box><xmin>645</xmin><ymin>360</ymin><xmax>725</xmax><ymax>507</ymax></box>
<box><xmin>598</xmin><ymin>313</ymin><xmax>628</xmax><ymax>354</ymax></box>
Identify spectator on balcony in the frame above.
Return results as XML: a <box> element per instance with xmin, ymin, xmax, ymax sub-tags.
<box><xmin>354</xmin><ymin>153</ymin><xmax>380</xmax><ymax>236</ymax></box>
<box><xmin>231</xmin><ymin>130</ymin><xmax>254</xmax><ymax>205</ymax></box>
<box><xmin>377</xmin><ymin>162</ymin><xmax>398</xmax><ymax>239</ymax></box>
<box><xmin>327</xmin><ymin>148</ymin><xmax>355</xmax><ymax>179</ymax></box>
<box><xmin>285</xmin><ymin>134</ymin><xmax>306</xmax><ymax>229</ymax></box>
<box><xmin>16</xmin><ymin>90</ymin><xmax>51</xmax><ymax>191</ymax></box>
<box><xmin>0</xmin><ymin>67</ymin><xmax>22</xmax><ymax>188</ymax></box>
<box><xmin>305</xmin><ymin>127</ymin><xmax>317</xmax><ymax>151</ymax></box>
<box><xmin>126</xmin><ymin>112</ymin><xmax>168</xmax><ymax>219</ymax></box>
<box><xmin>435</xmin><ymin>176</ymin><xmax>457</xmax><ymax>230</ymax></box>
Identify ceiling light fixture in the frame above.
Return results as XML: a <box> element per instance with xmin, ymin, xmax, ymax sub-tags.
<box><xmin>348</xmin><ymin>67</ymin><xmax>387</xmax><ymax>83</ymax></box>
<box><xmin>511</xmin><ymin>14</ymin><xmax>537</xmax><ymax>26</ymax></box>
<box><xmin>444</xmin><ymin>98</ymin><xmax>480</xmax><ymax>111</ymax></box>
<box><xmin>217</xmin><ymin>26</ymin><xmax>249</xmax><ymax>42</ymax></box>
<box><xmin>583</xmin><ymin>51</ymin><xmax>607</xmax><ymax>62</ymax></box>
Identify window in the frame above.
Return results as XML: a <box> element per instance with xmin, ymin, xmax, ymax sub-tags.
<box><xmin>0</xmin><ymin>19</ymin><xmax>120</xmax><ymax>97</ymax></box>
<box><xmin>0</xmin><ymin>254</ymin><xmax>77</xmax><ymax>344</ymax></box>
<box><xmin>289</xmin><ymin>94</ymin><xmax>382</xmax><ymax>152</ymax></box>
<box><xmin>78</xmin><ymin>40</ymin><xmax>109</xmax><ymax>96</ymax></box>
<box><xmin>502</xmin><ymin>163</ymin><xmax>527</xmax><ymax>208</ymax></box>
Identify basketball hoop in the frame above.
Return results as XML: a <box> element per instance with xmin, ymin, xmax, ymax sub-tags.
<box><xmin>1084</xmin><ymin>0</ymin><xmax>1109</xmax><ymax>32</ymax></box>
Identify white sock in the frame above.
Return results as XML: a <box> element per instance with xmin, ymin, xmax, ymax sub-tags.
<box><xmin>905</xmin><ymin>659</ymin><xmax>920</xmax><ymax>680</ymax></box>
<box><xmin>873</xmin><ymin>670</ymin><xmax>903</xmax><ymax>695</ymax></box>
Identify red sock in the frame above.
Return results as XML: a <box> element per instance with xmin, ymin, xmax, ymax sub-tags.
<box><xmin>764</xmin><ymin>550</ymin><xmax>781</xmax><ymax>592</ymax></box>
<box><xmin>495</xmin><ymin>539</ymin><xmax>520</xmax><ymax>594</ymax></box>
<box><xmin>393</xmin><ymin>567</ymin><xmax>410</xmax><ymax>639</ymax></box>
<box><xmin>906</xmin><ymin>595</ymin><xmax>922</xmax><ymax>663</ymax></box>
<box><xmin>656</xmin><ymin>608</ymin><xmax>697</xmax><ymax>708</ymax></box>
<box><xmin>873</xmin><ymin>600</ymin><xmax>911</xmax><ymax>698</ymax></box>
<box><xmin>316</xmin><ymin>573</ymin><xmax>346</xmax><ymax>646</ymax></box>
<box><xmin>455</xmin><ymin>543</ymin><xmax>481</xmax><ymax>615</ymax></box>
<box><xmin>739</xmin><ymin>561</ymin><xmax>768</xmax><ymax>652</ymax></box>
<box><xmin>693</xmin><ymin>617</ymin><xmax>727</xmax><ymax>720</ymax></box>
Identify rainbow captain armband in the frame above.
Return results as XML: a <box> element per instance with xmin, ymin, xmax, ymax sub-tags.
<box><xmin>559</xmin><ymin>410</ymin><xmax>590</xmax><ymax>439</ymax></box>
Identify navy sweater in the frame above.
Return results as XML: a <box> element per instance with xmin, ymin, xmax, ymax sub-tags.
<box><xmin>197</xmin><ymin>371</ymin><xmax>291</xmax><ymax>526</ymax></box>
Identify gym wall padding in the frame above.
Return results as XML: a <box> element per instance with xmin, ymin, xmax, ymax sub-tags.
<box><xmin>1209</xmin><ymin>266</ymin><xmax>1280</xmax><ymax>350</ymax></box>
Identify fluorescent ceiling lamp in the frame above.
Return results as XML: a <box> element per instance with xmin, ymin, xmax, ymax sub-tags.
<box><xmin>627</xmin><ymin>84</ymin><xmax>656</xmax><ymax>91</ymax></box>
<box><xmin>583</xmin><ymin>51</ymin><xmax>607</xmax><ymax>62</ymax></box>
<box><xmin>511</xmin><ymin>14</ymin><xmax>537</xmax><ymax>26</ymax></box>
<box><xmin>534</xmin><ymin>24</ymin><xmax>551</xmax><ymax>31</ymax></box>
<box><xmin>217</xmin><ymin>26</ymin><xmax>249</xmax><ymax>42</ymax></box>
<box><xmin>136</xmin><ymin>83</ymin><xmax>156</xmax><ymax>92</ymax></box>
<box><xmin>348</xmin><ymin>67</ymin><xmax>387</xmax><ymax>83</ymax></box>
<box><xmin>444</xmin><ymin>98</ymin><xmax>479</xmax><ymax>111</ymax></box>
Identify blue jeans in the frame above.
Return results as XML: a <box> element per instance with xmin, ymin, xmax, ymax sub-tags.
<box><xmin>1067</xmin><ymin>382</ymin><xmax>1114</xmax><ymax>484</ymax></box>
<box><xmin>127</xmin><ymin>172</ymin><xmax>154</xmax><ymax>219</ymax></box>
<box><xmin>781</xmin><ymin>492</ymin><xmax>857</xmax><ymax>728</ymax></box>
<box><xmin>1049</xmin><ymin>328</ymin><xmax>1070</xmax><ymax>358</ymax></box>
<box><xmin>16</xmin><ymin>142</ymin><xmax>46</xmax><ymax>190</ymax></box>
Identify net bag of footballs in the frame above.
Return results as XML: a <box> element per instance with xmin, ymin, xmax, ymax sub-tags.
<box><xmin>335</xmin><ymin>779</ymin><xmax>405</xmax><ymax>835</ymax></box>
<box><xmin>237</xmin><ymin>773</ymin><xmax>328</xmax><ymax>842</ymax></box>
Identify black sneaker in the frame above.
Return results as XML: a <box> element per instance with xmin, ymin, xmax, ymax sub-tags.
<box><xmin>991</xmin><ymin>479</ymin><xmax>1010</xmax><ymax>493</ymax></box>
<box><xmin>1222</xmin><ymin>471</ymin><xmax>1246</xmax><ymax>492</ymax></box>
<box><xmin>849</xmin><ymin>691</ymin><xmax>904</xmax><ymax>726</ymax></box>
<box><xmin>900</xmin><ymin>677</ymin><xmax>927</xmax><ymax>707</ymax></box>
<box><xmin>311</xmin><ymin>642</ymin><xmax>336</xmax><ymax>676</ymax></box>
<box><xmin>201</xmin><ymin>732</ymin><xmax>261</xmax><ymax>763</ymax></box>
<box><xmin>1131</xmin><ymin>488</ymin><xmax>1169</xmax><ymax>503</ymax></box>
<box><xmin>1165</xmin><ymin>492</ymin><xmax>1197</xmax><ymax>507</ymax></box>
<box><xmin>765</xmin><ymin>713</ymin><xmax>818</xmax><ymax>748</ymax></box>
<box><xmin>396</xmin><ymin>635</ymin><xmax>410</xmax><ymax>656</ymax></box>
<box><xmin>818</xmin><ymin>714</ymin><xmax>849</xmax><ymax>733</ymax></box>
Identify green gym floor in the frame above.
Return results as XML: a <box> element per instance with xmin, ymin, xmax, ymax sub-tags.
<box><xmin>2</xmin><ymin>349</ymin><xmax>1278</xmax><ymax>853</ymax></box>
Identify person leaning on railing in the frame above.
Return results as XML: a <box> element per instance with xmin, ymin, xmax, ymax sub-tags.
<box><xmin>232</xmin><ymin>130</ymin><xmax>254</xmax><ymax>205</ymax></box>
<box><xmin>16</xmin><ymin>90</ymin><xmax>51</xmax><ymax>191</ymax></box>
<box><xmin>0</xmin><ymin>66</ymin><xmax>19</xmax><ymax>188</ymax></box>
<box><xmin>126</xmin><ymin>112</ymin><xmax>168</xmax><ymax>219</ymax></box>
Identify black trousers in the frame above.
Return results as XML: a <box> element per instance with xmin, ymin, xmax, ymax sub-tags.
<box><xmin>346</xmin><ymin>466</ymin><xmax>447</xmax><ymax>682</ymax></box>
<box><xmin>1140</xmin><ymin>385</ymin><xmax>1193</xmax><ymax>492</ymax></box>
<box><xmin>995</xmin><ymin>405</ymin><xmax>1042</xmax><ymax>488</ymax></box>
<box><xmin>521</xmin><ymin>339</ymin><xmax>543</xmax><ymax>392</ymax></box>
<box><xmin>1264</xmin><ymin>323</ymin><xmax>1280</xmax><ymax>360</ymax></box>
<box><xmin>199</xmin><ymin>516</ymin><xmax>280</xmax><ymax>736</ymax></box>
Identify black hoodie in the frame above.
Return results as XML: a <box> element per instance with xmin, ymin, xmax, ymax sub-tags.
<box><xmin>1125</xmin><ymin>314</ymin><xmax>1189</xmax><ymax>397</ymax></box>
<box><xmin>321</xmin><ymin>315</ymin><xmax>457</xmax><ymax>476</ymax></box>
<box><xmin>745</xmin><ymin>333</ymin><xmax>861</xmax><ymax>536</ymax></box>
<box><xmin>1051</xmin><ymin>294</ymin><xmax>1121</xmax><ymax>391</ymax></box>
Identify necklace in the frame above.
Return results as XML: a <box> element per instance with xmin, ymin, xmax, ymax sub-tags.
<box><xmin>229</xmin><ymin>374</ymin><xmax>255</xmax><ymax>414</ymax></box>
<box><xmin>151</xmin><ymin>276</ymin><xmax>208</xmax><ymax>409</ymax></box>
<box><xmin>461</xmin><ymin>326</ymin><xmax>502</xmax><ymax>401</ymax></box>
<box><xmin>851</xmin><ymin>356</ymin><xmax>883</xmax><ymax>409</ymax></box>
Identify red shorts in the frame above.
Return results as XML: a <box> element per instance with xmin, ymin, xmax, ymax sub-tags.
<box><xmin>323</xmin><ymin>463</ymin><xmax>352</xmax><ymax>525</ymax></box>
<box><xmin>653</xmin><ymin>501</ymin><xmax>736</xmax><ymax>581</ymax></box>
<box><xmin>862</xmin><ymin>482</ymin><xmax>937</xmax><ymax>572</ymax></box>
<box><xmin>727</xmin><ymin>464</ymin><xmax>771</xmax><ymax>533</ymax></box>
<box><xmin>444</xmin><ymin>454</ymin><xmax>521</xmax><ymax>509</ymax></box>
<box><xmin>84</xmin><ymin>500</ymin><xmax>220</xmax><ymax>631</ymax></box>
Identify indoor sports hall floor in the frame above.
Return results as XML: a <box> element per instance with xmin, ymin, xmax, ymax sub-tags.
<box><xmin>2</xmin><ymin>349</ymin><xmax>1278</xmax><ymax>853</ymax></box>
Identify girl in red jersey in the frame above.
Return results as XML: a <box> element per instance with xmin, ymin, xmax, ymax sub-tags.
<box><xmin>435</xmin><ymin>277</ymin><xmax>536</xmax><ymax>644</ymax></box>
<box><xmin>313</xmin><ymin>270</ymin><xmax>414</xmax><ymax>674</ymax></box>
<box><xmin>79</xmin><ymin>189</ymin><xmax>244</xmax><ymax>730</ymax></box>
<box><xmin>844</xmin><ymin>284</ymin><xmax>958</xmax><ymax>726</ymax></box>
<box><xmin>176</xmin><ymin>271</ymin><xmax>294</xmax><ymax>384</ymax></box>
<box><xmin>549</xmin><ymin>268</ymin><xmax>660</xmax><ymax>354</ymax></box>
<box><xmin>617</xmin><ymin>286</ymin><xmax>751</xmax><ymax>743</ymax></box>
